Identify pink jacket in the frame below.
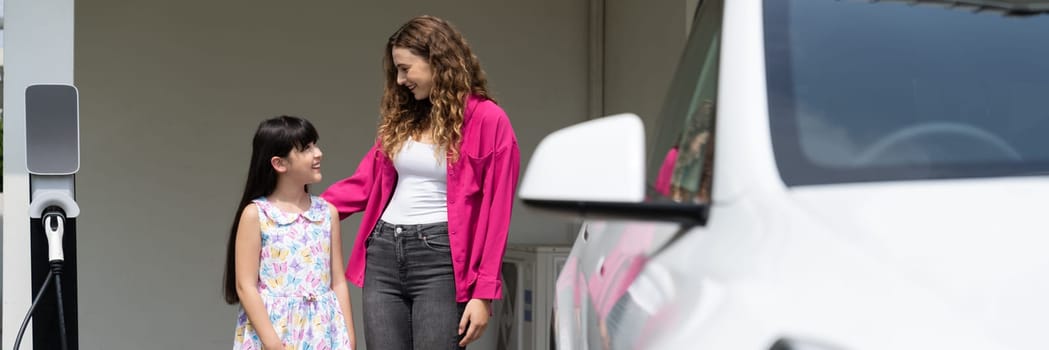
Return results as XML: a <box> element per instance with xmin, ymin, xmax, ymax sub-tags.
<box><xmin>321</xmin><ymin>95</ymin><xmax>520</xmax><ymax>302</ymax></box>
<box><xmin>655</xmin><ymin>147</ymin><xmax>678</xmax><ymax>197</ymax></box>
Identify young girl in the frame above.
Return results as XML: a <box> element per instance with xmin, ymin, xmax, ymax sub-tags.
<box><xmin>322</xmin><ymin>15</ymin><xmax>520</xmax><ymax>350</ymax></box>
<box><xmin>223</xmin><ymin>116</ymin><xmax>356</xmax><ymax>350</ymax></box>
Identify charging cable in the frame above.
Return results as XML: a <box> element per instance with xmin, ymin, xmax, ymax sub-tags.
<box><xmin>14</xmin><ymin>206</ymin><xmax>69</xmax><ymax>350</ymax></box>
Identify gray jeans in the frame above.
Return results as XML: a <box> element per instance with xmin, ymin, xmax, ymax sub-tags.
<box><xmin>363</xmin><ymin>220</ymin><xmax>466</xmax><ymax>350</ymax></box>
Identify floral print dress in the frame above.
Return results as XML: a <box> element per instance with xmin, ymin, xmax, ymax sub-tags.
<box><xmin>233</xmin><ymin>196</ymin><xmax>352</xmax><ymax>350</ymax></box>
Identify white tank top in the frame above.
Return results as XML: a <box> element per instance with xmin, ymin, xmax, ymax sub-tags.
<box><xmin>380</xmin><ymin>139</ymin><xmax>449</xmax><ymax>224</ymax></box>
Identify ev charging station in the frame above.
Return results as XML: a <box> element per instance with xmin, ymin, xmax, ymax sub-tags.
<box><xmin>3</xmin><ymin>0</ymin><xmax>79</xmax><ymax>349</ymax></box>
<box><xmin>18</xmin><ymin>84</ymin><xmax>81</xmax><ymax>350</ymax></box>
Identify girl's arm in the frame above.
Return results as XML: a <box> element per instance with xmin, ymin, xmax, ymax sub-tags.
<box><xmin>329</xmin><ymin>203</ymin><xmax>357</xmax><ymax>349</ymax></box>
<box><xmin>235</xmin><ymin>204</ymin><xmax>284</xmax><ymax>350</ymax></box>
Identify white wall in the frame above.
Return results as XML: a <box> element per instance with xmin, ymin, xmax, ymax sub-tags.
<box><xmin>2</xmin><ymin>0</ymin><xmax>75</xmax><ymax>349</ymax></box>
<box><xmin>74</xmin><ymin>0</ymin><xmax>588</xmax><ymax>348</ymax></box>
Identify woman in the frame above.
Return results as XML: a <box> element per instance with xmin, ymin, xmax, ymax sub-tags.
<box><xmin>322</xmin><ymin>15</ymin><xmax>520</xmax><ymax>350</ymax></box>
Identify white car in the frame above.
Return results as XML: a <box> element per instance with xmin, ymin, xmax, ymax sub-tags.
<box><xmin>517</xmin><ymin>0</ymin><xmax>1049</xmax><ymax>349</ymax></box>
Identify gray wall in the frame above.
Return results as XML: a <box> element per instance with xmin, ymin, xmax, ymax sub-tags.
<box><xmin>74</xmin><ymin>0</ymin><xmax>588</xmax><ymax>348</ymax></box>
<box><xmin>603</xmin><ymin>0</ymin><xmax>691</xmax><ymax>141</ymax></box>
<box><xmin>56</xmin><ymin>0</ymin><xmax>693</xmax><ymax>348</ymax></box>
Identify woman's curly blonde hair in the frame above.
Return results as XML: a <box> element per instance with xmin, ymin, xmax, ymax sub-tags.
<box><xmin>380</xmin><ymin>15</ymin><xmax>493</xmax><ymax>163</ymax></box>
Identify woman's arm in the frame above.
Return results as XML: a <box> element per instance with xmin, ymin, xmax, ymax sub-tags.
<box><xmin>235</xmin><ymin>204</ymin><xmax>284</xmax><ymax>350</ymax></box>
<box><xmin>328</xmin><ymin>203</ymin><xmax>357</xmax><ymax>349</ymax></box>
<box><xmin>460</xmin><ymin>111</ymin><xmax>521</xmax><ymax>347</ymax></box>
<box><xmin>321</xmin><ymin>143</ymin><xmax>383</xmax><ymax>220</ymax></box>
<box><xmin>473</xmin><ymin>116</ymin><xmax>521</xmax><ymax>300</ymax></box>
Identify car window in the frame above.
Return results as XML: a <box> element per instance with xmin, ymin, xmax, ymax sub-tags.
<box><xmin>648</xmin><ymin>0</ymin><xmax>723</xmax><ymax>205</ymax></box>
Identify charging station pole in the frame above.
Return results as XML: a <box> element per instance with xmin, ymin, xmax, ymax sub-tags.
<box><xmin>2</xmin><ymin>0</ymin><xmax>77</xmax><ymax>349</ymax></box>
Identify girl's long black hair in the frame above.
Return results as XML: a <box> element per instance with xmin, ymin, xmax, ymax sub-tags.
<box><xmin>223</xmin><ymin>115</ymin><xmax>318</xmax><ymax>304</ymax></box>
